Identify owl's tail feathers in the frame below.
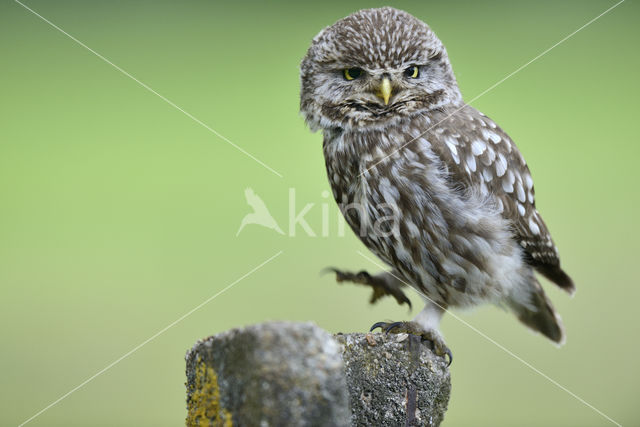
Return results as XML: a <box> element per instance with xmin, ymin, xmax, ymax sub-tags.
<box><xmin>507</xmin><ymin>282</ymin><xmax>565</xmax><ymax>345</ymax></box>
<box><xmin>536</xmin><ymin>264</ymin><xmax>576</xmax><ymax>296</ymax></box>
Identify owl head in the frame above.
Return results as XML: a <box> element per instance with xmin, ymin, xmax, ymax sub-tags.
<box><xmin>300</xmin><ymin>7</ymin><xmax>462</xmax><ymax>131</ymax></box>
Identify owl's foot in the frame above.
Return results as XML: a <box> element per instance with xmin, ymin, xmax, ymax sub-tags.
<box><xmin>324</xmin><ymin>268</ymin><xmax>411</xmax><ymax>309</ymax></box>
<box><xmin>370</xmin><ymin>321</ymin><xmax>452</xmax><ymax>366</ymax></box>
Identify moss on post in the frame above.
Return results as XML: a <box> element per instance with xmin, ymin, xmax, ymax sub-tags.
<box><xmin>185</xmin><ymin>357</ymin><xmax>232</xmax><ymax>427</ymax></box>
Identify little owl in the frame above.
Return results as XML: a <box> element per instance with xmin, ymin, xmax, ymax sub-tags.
<box><xmin>300</xmin><ymin>7</ymin><xmax>574</xmax><ymax>361</ymax></box>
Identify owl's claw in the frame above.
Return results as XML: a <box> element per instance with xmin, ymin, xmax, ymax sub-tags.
<box><xmin>370</xmin><ymin>321</ymin><xmax>393</xmax><ymax>333</ymax></box>
<box><xmin>370</xmin><ymin>320</ymin><xmax>452</xmax><ymax>366</ymax></box>
<box><xmin>369</xmin><ymin>321</ymin><xmax>405</xmax><ymax>334</ymax></box>
<box><xmin>323</xmin><ymin>267</ymin><xmax>412</xmax><ymax>309</ymax></box>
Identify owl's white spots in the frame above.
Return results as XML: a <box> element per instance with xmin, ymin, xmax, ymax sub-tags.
<box><xmin>466</xmin><ymin>154</ymin><xmax>477</xmax><ymax>172</ymax></box>
<box><xmin>379</xmin><ymin>177</ymin><xmax>400</xmax><ymax>203</ymax></box>
<box><xmin>502</xmin><ymin>178</ymin><xmax>514</xmax><ymax>193</ymax></box>
<box><xmin>528</xmin><ymin>218</ymin><xmax>541</xmax><ymax>235</ymax></box>
<box><xmin>504</xmin><ymin>140</ymin><xmax>513</xmax><ymax>153</ymax></box>
<box><xmin>485</xmin><ymin>145</ymin><xmax>496</xmax><ymax>163</ymax></box>
<box><xmin>524</xmin><ymin>174</ymin><xmax>534</xmax><ymax>190</ymax></box>
<box><xmin>516</xmin><ymin>180</ymin><xmax>526</xmax><ymax>203</ymax></box>
<box><xmin>480</xmin><ymin>181</ymin><xmax>489</xmax><ymax>195</ymax></box>
<box><xmin>495</xmin><ymin>153</ymin><xmax>507</xmax><ymax>177</ymax></box>
<box><xmin>517</xmin><ymin>203</ymin><xmax>526</xmax><ymax>216</ymax></box>
<box><xmin>444</xmin><ymin>136</ymin><xmax>460</xmax><ymax>164</ymax></box>
<box><xmin>471</xmin><ymin>139</ymin><xmax>487</xmax><ymax>156</ymax></box>
<box><xmin>394</xmin><ymin>241</ymin><xmax>413</xmax><ymax>264</ymax></box>
<box><xmin>406</xmin><ymin>220</ymin><xmax>420</xmax><ymax>237</ymax></box>
<box><xmin>408</xmin><ymin>127</ymin><xmax>421</xmax><ymax>138</ymax></box>
<box><xmin>527</xmin><ymin>190</ymin><xmax>535</xmax><ymax>204</ymax></box>
<box><xmin>390</xmin><ymin>164</ymin><xmax>401</xmax><ymax>179</ymax></box>
<box><xmin>484</xmin><ymin>129</ymin><xmax>502</xmax><ymax>144</ymax></box>
<box><xmin>495</xmin><ymin>198</ymin><xmax>504</xmax><ymax>213</ymax></box>
<box><xmin>403</xmin><ymin>148</ymin><xmax>419</xmax><ymax>162</ymax></box>
<box><xmin>482</xmin><ymin>168</ymin><xmax>493</xmax><ymax>183</ymax></box>
<box><xmin>417</xmin><ymin>137</ymin><xmax>432</xmax><ymax>150</ymax></box>
<box><xmin>505</xmin><ymin>170</ymin><xmax>515</xmax><ymax>186</ymax></box>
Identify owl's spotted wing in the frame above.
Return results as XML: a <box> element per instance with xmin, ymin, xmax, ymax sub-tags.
<box><xmin>426</xmin><ymin>106</ymin><xmax>575</xmax><ymax>293</ymax></box>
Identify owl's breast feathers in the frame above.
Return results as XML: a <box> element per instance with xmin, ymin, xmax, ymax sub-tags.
<box><xmin>323</xmin><ymin>105</ymin><xmax>574</xmax><ymax>303</ymax></box>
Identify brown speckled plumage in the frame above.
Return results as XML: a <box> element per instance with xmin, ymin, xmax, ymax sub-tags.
<box><xmin>300</xmin><ymin>7</ymin><xmax>574</xmax><ymax>345</ymax></box>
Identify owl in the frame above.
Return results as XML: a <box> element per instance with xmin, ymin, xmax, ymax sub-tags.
<box><xmin>300</xmin><ymin>7</ymin><xmax>574</xmax><ymax>361</ymax></box>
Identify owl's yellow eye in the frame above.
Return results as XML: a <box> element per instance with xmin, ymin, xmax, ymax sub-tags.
<box><xmin>343</xmin><ymin>68</ymin><xmax>363</xmax><ymax>81</ymax></box>
<box><xmin>404</xmin><ymin>66</ymin><xmax>420</xmax><ymax>79</ymax></box>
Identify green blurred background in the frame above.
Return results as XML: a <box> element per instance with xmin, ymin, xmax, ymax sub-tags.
<box><xmin>1</xmin><ymin>1</ymin><xmax>637</xmax><ymax>425</ymax></box>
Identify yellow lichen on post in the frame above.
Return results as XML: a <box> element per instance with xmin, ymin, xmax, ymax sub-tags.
<box><xmin>186</xmin><ymin>357</ymin><xmax>232</xmax><ymax>427</ymax></box>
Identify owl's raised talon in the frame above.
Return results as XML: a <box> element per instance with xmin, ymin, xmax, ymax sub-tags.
<box><xmin>324</xmin><ymin>268</ymin><xmax>371</xmax><ymax>284</ymax></box>
<box><xmin>324</xmin><ymin>268</ymin><xmax>412</xmax><ymax>309</ymax></box>
<box><xmin>369</xmin><ymin>320</ymin><xmax>452</xmax><ymax>366</ymax></box>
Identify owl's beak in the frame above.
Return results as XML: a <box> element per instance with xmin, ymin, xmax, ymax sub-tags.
<box><xmin>376</xmin><ymin>77</ymin><xmax>392</xmax><ymax>105</ymax></box>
